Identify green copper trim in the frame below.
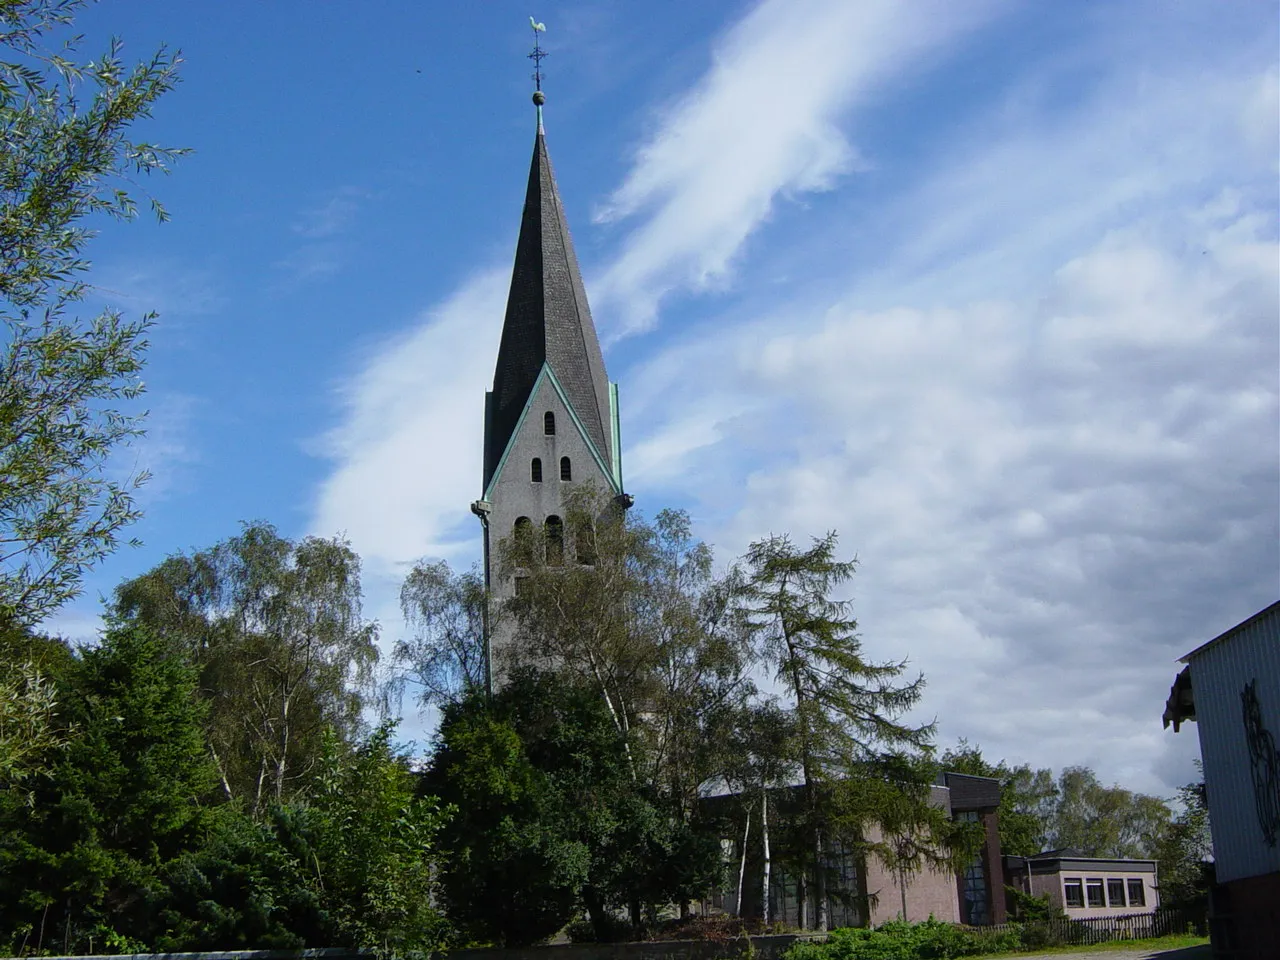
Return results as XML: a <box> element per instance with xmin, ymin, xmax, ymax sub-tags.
<box><xmin>610</xmin><ymin>382</ymin><xmax>623</xmax><ymax>489</ymax></box>
<box><xmin>483</xmin><ymin>363</ymin><xmax>620</xmax><ymax>501</ymax></box>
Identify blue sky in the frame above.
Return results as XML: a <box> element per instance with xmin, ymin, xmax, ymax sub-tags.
<box><xmin>47</xmin><ymin>0</ymin><xmax>1279</xmax><ymax>796</ymax></box>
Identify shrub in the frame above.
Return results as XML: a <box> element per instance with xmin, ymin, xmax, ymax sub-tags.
<box><xmin>783</xmin><ymin>918</ymin><xmax>1022</xmax><ymax>960</ymax></box>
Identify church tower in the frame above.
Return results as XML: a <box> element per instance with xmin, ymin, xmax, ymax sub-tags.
<box><xmin>471</xmin><ymin>74</ymin><xmax>630</xmax><ymax>688</ymax></box>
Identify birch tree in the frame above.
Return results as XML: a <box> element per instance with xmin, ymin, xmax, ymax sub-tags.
<box><xmin>113</xmin><ymin>522</ymin><xmax>379</xmax><ymax>810</ymax></box>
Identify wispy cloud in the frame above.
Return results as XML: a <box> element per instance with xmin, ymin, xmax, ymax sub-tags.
<box><xmin>591</xmin><ymin>0</ymin><xmax>1005</xmax><ymax>336</ymax></box>
<box><xmin>274</xmin><ymin>186</ymin><xmax>371</xmax><ymax>287</ymax></box>
<box><xmin>308</xmin><ymin>0</ymin><xmax>1277</xmax><ymax>793</ymax></box>
<box><xmin>310</xmin><ymin>268</ymin><xmax>506</xmax><ymax>576</ymax></box>
<box><xmin>293</xmin><ymin>186</ymin><xmax>369</xmax><ymax>240</ymax></box>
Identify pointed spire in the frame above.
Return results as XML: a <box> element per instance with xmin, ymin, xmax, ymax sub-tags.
<box><xmin>484</xmin><ymin>120</ymin><xmax>613</xmax><ymax>489</ymax></box>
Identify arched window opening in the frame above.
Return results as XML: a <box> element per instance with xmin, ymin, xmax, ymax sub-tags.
<box><xmin>545</xmin><ymin>515</ymin><xmax>564</xmax><ymax>566</ymax></box>
<box><xmin>544</xmin><ymin>411</ymin><xmax>556</xmax><ymax>435</ymax></box>
<box><xmin>560</xmin><ymin>456</ymin><xmax>572</xmax><ymax>481</ymax></box>
<box><xmin>513</xmin><ymin>516</ymin><xmax>534</xmax><ymax>566</ymax></box>
<box><xmin>531</xmin><ymin>457</ymin><xmax>543</xmax><ymax>483</ymax></box>
<box><xmin>575</xmin><ymin>521</ymin><xmax>597</xmax><ymax>566</ymax></box>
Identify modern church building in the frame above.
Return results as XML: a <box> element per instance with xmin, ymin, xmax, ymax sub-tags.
<box><xmin>470</xmin><ymin>86</ymin><xmax>631</xmax><ymax>687</ymax></box>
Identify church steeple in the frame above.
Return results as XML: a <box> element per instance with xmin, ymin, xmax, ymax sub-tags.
<box><xmin>483</xmin><ymin>114</ymin><xmax>614</xmax><ymax>491</ymax></box>
<box><xmin>473</xmin><ymin>26</ymin><xmax>629</xmax><ymax>691</ymax></box>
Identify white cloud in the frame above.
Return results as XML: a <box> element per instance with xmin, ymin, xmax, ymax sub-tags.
<box><xmin>310</xmin><ymin>268</ymin><xmax>505</xmax><ymax>576</ymax></box>
<box><xmin>625</xmin><ymin>199</ymin><xmax>1277</xmax><ymax>795</ymax></box>
<box><xmin>591</xmin><ymin>0</ymin><xmax>1005</xmax><ymax>336</ymax></box>
<box><xmin>308</xmin><ymin>1</ymin><xmax>1277</xmax><ymax>796</ymax></box>
<box><xmin>293</xmin><ymin>186</ymin><xmax>369</xmax><ymax>239</ymax></box>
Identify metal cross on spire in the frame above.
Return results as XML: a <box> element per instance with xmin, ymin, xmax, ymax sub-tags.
<box><xmin>529</xmin><ymin>17</ymin><xmax>548</xmax><ymax>101</ymax></box>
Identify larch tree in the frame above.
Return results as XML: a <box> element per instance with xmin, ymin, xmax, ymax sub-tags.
<box><xmin>741</xmin><ymin>532</ymin><xmax>934</xmax><ymax>931</ymax></box>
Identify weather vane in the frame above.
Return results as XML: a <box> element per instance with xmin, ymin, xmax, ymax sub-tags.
<box><xmin>529</xmin><ymin>17</ymin><xmax>547</xmax><ymax>105</ymax></box>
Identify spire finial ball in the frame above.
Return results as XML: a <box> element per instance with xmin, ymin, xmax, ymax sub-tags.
<box><xmin>532</xmin><ymin>90</ymin><xmax>546</xmax><ymax>106</ymax></box>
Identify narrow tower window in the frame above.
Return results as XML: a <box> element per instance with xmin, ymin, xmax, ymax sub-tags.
<box><xmin>576</xmin><ymin>521</ymin><xmax>597</xmax><ymax>566</ymax></box>
<box><xmin>531</xmin><ymin>457</ymin><xmax>542</xmax><ymax>482</ymax></box>
<box><xmin>560</xmin><ymin>456</ymin><xmax>572</xmax><ymax>481</ymax></box>
<box><xmin>544</xmin><ymin>411</ymin><xmax>556</xmax><ymax>435</ymax></box>
<box><xmin>513</xmin><ymin>516</ymin><xmax>533</xmax><ymax>566</ymax></box>
<box><xmin>545</xmin><ymin>515</ymin><xmax>564</xmax><ymax>566</ymax></box>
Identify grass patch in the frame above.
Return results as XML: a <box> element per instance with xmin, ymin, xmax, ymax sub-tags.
<box><xmin>970</xmin><ymin>932</ymin><xmax>1210</xmax><ymax>957</ymax></box>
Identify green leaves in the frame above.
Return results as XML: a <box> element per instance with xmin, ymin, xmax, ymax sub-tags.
<box><xmin>1</xmin><ymin>0</ymin><xmax>185</xmax><ymax>625</ymax></box>
<box><xmin>113</xmin><ymin>523</ymin><xmax>382</xmax><ymax>811</ymax></box>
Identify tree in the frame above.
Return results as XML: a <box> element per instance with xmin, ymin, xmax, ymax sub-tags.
<box><xmin>501</xmin><ymin>493</ymin><xmax>753</xmax><ymax>789</ymax></box>
<box><xmin>1154</xmin><ymin>769</ymin><xmax>1212</xmax><ymax>912</ymax></box>
<box><xmin>0</xmin><ymin>622</ymin><xmax>215</xmax><ymax>955</ymax></box>
<box><xmin>740</xmin><ymin>532</ymin><xmax>934</xmax><ymax>930</ymax></box>
<box><xmin>1050</xmin><ymin>765</ymin><xmax>1169</xmax><ymax>859</ymax></box>
<box><xmin>425</xmin><ymin>678</ymin><xmax>589</xmax><ymax>946</ymax></box>
<box><xmin>721</xmin><ymin>701</ymin><xmax>799</xmax><ymax>921</ymax></box>
<box><xmin>1</xmin><ymin>0</ymin><xmax>184</xmax><ymax>626</ymax></box>
<box><xmin>940</xmin><ymin>741</ymin><xmax>1057</xmax><ymax>856</ymax></box>
<box><xmin>393</xmin><ymin>560</ymin><xmax>486</xmax><ymax>709</ymax></box>
<box><xmin>155</xmin><ymin>725</ymin><xmax>450</xmax><ymax>954</ymax></box>
<box><xmin>113</xmin><ymin>523</ymin><xmax>380</xmax><ymax>811</ymax></box>
<box><xmin>427</xmin><ymin>671</ymin><xmax>723</xmax><ymax>944</ymax></box>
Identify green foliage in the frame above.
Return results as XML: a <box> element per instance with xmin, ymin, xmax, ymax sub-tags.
<box><xmin>395</xmin><ymin>560</ymin><xmax>487</xmax><ymax>708</ymax></box>
<box><xmin>427</xmin><ymin>680</ymin><xmax>589</xmax><ymax>946</ymax></box>
<box><xmin>114</xmin><ymin>522</ymin><xmax>381</xmax><ymax>810</ymax></box>
<box><xmin>940</xmin><ymin>742</ymin><xmax>1055</xmax><ymax>857</ymax></box>
<box><xmin>0</xmin><ymin>622</ymin><xmax>215</xmax><ymax>955</ymax></box>
<box><xmin>1003</xmin><ymin>885</ymin><xmax>1064</xmax><ymax>923</ymax></box>
<box><xmin>941</xmin><ymin>743</ymin><xmax>1173</xmax><ymax>860</ymax></box>
<box><xmin>158</xmin><ymin>725</ymin><xmax>450</xmax><ymax>954</ymax></box>
<box><xmin>1154</xmin><ymin>771</ymin><xmax>1213</xmax><ymax>911</ymax></box>
<box><xmin>1</xmin><ymin>0</ymin><xmax>185</xmax><ymax>626</ymax></box>
<box><xmin>740</xmin><ymin>532</ymin><xmax>935</xmax><ymax>928</ymax></box>
<box><xmin>1052</xmin><ymin>765</ymin><xmax>1170</xmax><ymax>859</ymax></box>
<box><xmin>427</xmin><ymin>672</ymin><xmax>724</xmax><ymax>945</ymax></box>
<box><xmin>784</xmin><ymin>918</ymin><xmax>1021</xmax><ymax>960</ymax></box>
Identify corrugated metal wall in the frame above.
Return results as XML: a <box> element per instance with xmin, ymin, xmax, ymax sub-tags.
<box><xmin>1190</xmin><ymin>605</ymin><xmax>1280</xmax><ymax>884</ymax></box>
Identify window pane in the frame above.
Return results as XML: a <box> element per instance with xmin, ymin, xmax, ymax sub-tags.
<box><xmin>1127</xmin><ymin>878</ymin><xmax>1145</xmax><ymax>906</ymax></box>
<box><xmin>1064</xmin><ymin>879</ymin><xmax>1085</xmax><ymax>908</ymax></box>
<box><xmin>1086</xmin><ymin>879</ymin><xmax>1105</xmax><ymax>907</ymax></box>
<box><xmin>1107</xmin><ymin>878</ymin><xmax>1126</xmax><ymax>907</ymax></box>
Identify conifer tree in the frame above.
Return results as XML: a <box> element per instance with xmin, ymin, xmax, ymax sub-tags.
<box><xmin>741</xmin><ymin>532</ymin><xmax>933</xmax><ymax>930</ymax></box>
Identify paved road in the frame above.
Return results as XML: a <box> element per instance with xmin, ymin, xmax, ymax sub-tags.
<box><xmin>995</xmin><ymin>945</ymin><xmax>1211</xmax><ymax>960</ymax></box>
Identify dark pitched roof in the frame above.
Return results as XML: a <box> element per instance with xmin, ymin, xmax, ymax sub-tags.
<box><xmin>485</xmin><ymin>125</ymin><xmax>612</xmax><ymax>489</ymax></box>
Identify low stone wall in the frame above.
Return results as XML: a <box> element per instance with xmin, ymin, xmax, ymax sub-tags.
<box><xmin>1</xmin><ymin>952</ymin><xmax>369</xmax><ymax>960</ymax></box>
<box><xmin>450</xmin><ymin>933</ymin><xmax>822</xmax><ymax>960</ymax></box>
<box><xmin>2</xmin><ymin>953</ymin><xmax>369</xmax><ymax>960</ymax></box>
<box><xmin>5</xmin><ymin>934</ymin><xmax>820</xmax><ymax>960</ymax></box>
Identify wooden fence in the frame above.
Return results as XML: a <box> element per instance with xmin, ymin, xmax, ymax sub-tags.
<box><xmin>981</xmin><ymin>906</ymin><xmax>1203</xmax><ymax>947</ymax></box>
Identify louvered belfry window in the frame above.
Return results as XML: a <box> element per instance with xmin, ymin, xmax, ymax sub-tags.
<box><xmin>560</xmin><ymin>457</ymin><xmax>572</xmax><ymax>481</ymax></box>
<box><xmin>531</xmin><ymin>458</ymin><xmax>542</xmax><ymax>482</ymax></box>
<box><xmin>544</xmin><ymin>411</ymin><xmax>556</xmax><ymax>435</ymax></box>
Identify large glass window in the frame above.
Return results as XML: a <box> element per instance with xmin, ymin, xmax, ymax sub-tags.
<box><xmin>1107</xmin><ymin>878</ymin><xmax>1126</xmax><ymax>907</ymax></box>
<box><xmin>1085</xmin><ymin>879</ymin><xmax>1105</xmax><ymax>907</ymax></box>
<box><xmin>1063</xmin><ymin>878</ymin><xmax>1084</xmax><ymax>908</ymax></box>
<box><xmin>1126</xmin><ymin>878</ymin><xmax>1146</xmax><ymax>906</ymax></box>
